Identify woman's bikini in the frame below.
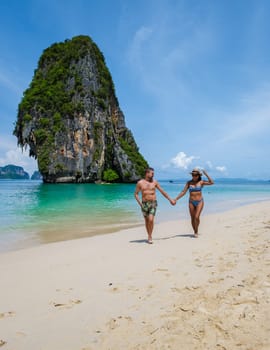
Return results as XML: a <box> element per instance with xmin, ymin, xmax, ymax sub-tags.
<box><xmin>189</xmin><ymin>184</ymin><xmax>203</xmax><ymax>207</ymax></box>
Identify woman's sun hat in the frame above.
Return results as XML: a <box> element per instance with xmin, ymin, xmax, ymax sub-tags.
<box><xmin>190</xmin><ymin>168</ymin><xmax>202</xmax><ymax>176</ymax></box>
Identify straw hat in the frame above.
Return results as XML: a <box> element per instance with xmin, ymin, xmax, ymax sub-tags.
<box><xmin>190</xmin><ymin>168</ymin><xmax>202</xmax><ymax>176</ymax></box>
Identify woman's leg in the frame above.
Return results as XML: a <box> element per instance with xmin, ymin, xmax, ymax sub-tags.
<box><xmin>194</xmin><ymin>200</ymin><xmax>204</xmax><ymax>235</ymax></box>
<box><xmin>189</xmin><ymin>202</ymin><xmax>196</xmax><ymax>234</ymax></box>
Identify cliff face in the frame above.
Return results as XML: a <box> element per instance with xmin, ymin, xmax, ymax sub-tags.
<box><xmin>14</xmin><ymin>35</ymin><xmax>148</xmax><ymax>183</ymax></box>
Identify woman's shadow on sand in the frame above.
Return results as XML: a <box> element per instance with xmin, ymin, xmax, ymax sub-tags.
<box><xmin>129</xmin><ymin>234</ymin><xmax>195</xmax><ymax>244</ymax></box>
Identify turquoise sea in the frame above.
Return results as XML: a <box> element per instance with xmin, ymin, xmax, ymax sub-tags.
<box><xmin>0</xmin><ymin>179</ymin><xmax>270</xmax><ymax>252</ymax></box>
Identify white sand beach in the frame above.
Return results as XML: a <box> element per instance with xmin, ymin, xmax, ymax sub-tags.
<box><xmin>0</xmin><ymin>201</ymin><xmax>269</xmax><ymax>350</ymax></box>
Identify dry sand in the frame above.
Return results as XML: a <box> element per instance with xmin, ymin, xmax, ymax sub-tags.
<box><xmin>0</xmin><ymin>201</ymin><xmax>269</xmax><ymax>350</ymax></box>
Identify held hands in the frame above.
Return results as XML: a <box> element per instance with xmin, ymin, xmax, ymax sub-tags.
<box><xmin>169</xmin><ymin>198</ymin><xmax>176</xmax><ymax>206</ymax></box>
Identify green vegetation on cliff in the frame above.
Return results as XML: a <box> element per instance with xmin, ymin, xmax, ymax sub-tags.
<box><xmin>15</xmin><ymin>36</ymin><xmax>115</xmax><ymax>157</ymax></box>
<box><xmin>103</xmin><ymin>169</ymin><xmax>119</xmax><ymax>182</ymax></box>
<box><xmin>19</xmin><ymin>39</ymin><xmax>104</xmax><ymax>120</ymax></box>
<box><xmin>119</xmin><ymin>130</ymin><xmax>148</xmax><ymax>177</ymax></box>
<box><xmin>19</xmin><ymin>36</ymin><xmax>114</xmax><ymax>118</ymax></box>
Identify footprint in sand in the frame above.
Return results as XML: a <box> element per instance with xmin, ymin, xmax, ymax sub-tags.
<box><xmin>0</xmin><ymin>311</ymin><xmax>15</xmax><ymax>319</ymax></box>
<box><xmin>106</xmin><ymin>315</ymin><xmax>133</xmax><ymax>330</ymax></box>
<box><xmin>108</xmin><ymin>283</ymin><xmax>121</xmax><ymax>293</ymax></box>
<box><xmin>185</xmin><ymin>285</ymin><xmax>200</xmax><ymax>290</ymax></box>
<box><xmin>117</xmin><ymin>315</ymin><xmax>133</xmax><ymax>323</ymax></box>
<box><xmin>208</xmin><ymin>277</ymin><xmax>224</xmax><ymax>284</ymax></box>
<box><xmin>194</xmin><ymin>254</ymin><xmax>215</xmax><ymax>268</ymax></box>
<box><xmin>232</xmin><ymin>290</ymin><xmax>259</xmax><ymax>306</ymax></box>
<box><xmin>218</xmin><ymin>260</ymin><xmax>237</xmax><ymax>272</ymax></box>
<box><xmin>16</xmin><ymin>331</ymin><xmax>27</xmax><ymax>338</ymax></box>
<box><xmin>127</xmin><ymin>285</ymin><xmax>139</xmax><ymax>292</ymax></box>
<box><xmin>153</xmin><ymin>268</ymin><xmax>171</xmax><ymax>277</ymax></box>
<box><xmin>227</xmin><ymin>251</ymin><xmax>239</xmax><ymax>257</ymax></box>
<box><xmin>107</xmin><ymin>317</ymin><xmax>119</xmax><ymax>330</ymax></box>
<box><xmin>242</xmin><ymin>276</ymin><xmax>258</xmax><ymax>286</ymax></box>
<box><xmin>56</xmin><ymin>288</ymin><xmax>73</xmax><ymax>293</ymax></box>
<box><xmin>52</xmin><ymin>299</ymin><xmax>82</xmax><ymax>309</ymax></box>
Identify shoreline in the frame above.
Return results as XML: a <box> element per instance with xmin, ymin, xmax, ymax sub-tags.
<box><xmin>1</xmin><ymin>197</ymin><xmax>270</xmax><ymax>254</ymax></box>
<box><xmin>0</xmin><ymin>201</ymin><xmax>269</xmax><ymax>349</ymax></box>
<box><xmin>1</xmin><ymin>178</ymin><xmax>270</xmax><ymax>253</ymax></box>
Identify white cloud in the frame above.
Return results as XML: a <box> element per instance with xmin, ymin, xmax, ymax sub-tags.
<box><xmin>164</xmin><ymin>153</ymin><xmax>228</xmax><ymax>177</ymax></box>
<box><xmin>170</xmin><ymin>151</ymin><xmax>198</xmax><ymax>169</ymax></box>
<box><xmin>127</xmin><ymin>26</ymin><xmax>153</xmax><ymax>71</ymax></box>
<box><xmin>0</xmin><ymin>135</ymin><xmax>37</xmax><ymax>175</ymax></box>
<box><xmin>216</xmin><ymin>166</ymin><xmax>227</xmax><ymax>173</ymax></box>
<box><xmin>1</xmin><ymin>148</ymin><xmax>26</xmax><ymax>166</ymax></box>
<box><xmin>165</xmin><ymin>152</ymin><xmax>228</xmax><ymax>175</ymax></box>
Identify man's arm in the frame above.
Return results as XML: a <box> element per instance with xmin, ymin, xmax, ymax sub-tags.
<box><xmin>134</xmin><ymin>182</ymin><xmax>142</xmax><ymax>207</ymax></box>
<box><xmin>156</xmin><ymin>181</ymin><xmax>175</xmax><ymax>205</ymax></box>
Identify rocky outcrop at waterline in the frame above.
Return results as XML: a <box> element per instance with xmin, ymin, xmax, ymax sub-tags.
<box><xmin>14</xmin><ymin>35</ymin><xmax>148</xmax><ymax>183</ymax></box>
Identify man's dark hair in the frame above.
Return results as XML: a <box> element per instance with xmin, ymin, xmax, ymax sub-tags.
<box><xmin>145</xmin><ymin>167</ymin><xmax>154</xmax><ymax>173</ymax></box>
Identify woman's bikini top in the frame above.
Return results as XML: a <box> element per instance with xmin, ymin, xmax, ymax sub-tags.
<box><xmin>189</xmin><ymin>185</ymin><xmax>202</xmax><ymax>193</ymax></box>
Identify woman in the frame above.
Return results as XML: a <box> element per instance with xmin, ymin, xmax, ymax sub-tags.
<box><xmin>174</xmin><ymin>168</ymin><xmax>214</xmax><ymax>237</ymax></box>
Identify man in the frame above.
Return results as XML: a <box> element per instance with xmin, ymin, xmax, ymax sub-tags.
<box><xmin>134</xmin><ymin>167</ymin><xmax>175</xmax><ymax>244</ymax></box>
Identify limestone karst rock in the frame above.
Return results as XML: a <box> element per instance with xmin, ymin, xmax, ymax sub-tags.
<box><xmin>14</xmin><ymin>35</ymin><xmax>148</xmax><ymax>183</ymax></box>
<box><xmin>0</xmin><ymin>165</ymin><xmax>29</xmax><ymax>179</ymax></box>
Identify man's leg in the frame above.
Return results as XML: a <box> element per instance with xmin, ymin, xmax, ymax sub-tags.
<box><xmin>144</xmin><ymin>214</ymin><xmax>154</xmax><ymax>243</ymax></box>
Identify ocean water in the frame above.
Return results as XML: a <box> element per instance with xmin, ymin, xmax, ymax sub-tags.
<box><xmin>0</xmin><ymin>179</ymin><xmax>270</xmax><ymax>252</ymax></box>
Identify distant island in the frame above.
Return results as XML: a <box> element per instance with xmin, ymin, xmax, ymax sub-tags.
<box><xmin>0</xmin><ymin>165</ymin><xmax>42</xmax><ymax>180</ymax></box>
<box><xmin>31</xmin><ymin>170</ymin><xmax>43</xmax><ymax>180</ymax></box>
<box><xmin>13</xmin><ymin>35</ymin><xmax>148</xmax><ymax>183</ymax></box>
<box><xmin>0</xmin><ymin>165</ymin><xmax>29</xmax><ymax>179</ymax></box>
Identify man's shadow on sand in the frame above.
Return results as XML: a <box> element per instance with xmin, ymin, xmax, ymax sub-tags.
<box><xmin>129</xmin><ymin>234</ymin><xmax>195</xmax><ymax>244</ymax></box>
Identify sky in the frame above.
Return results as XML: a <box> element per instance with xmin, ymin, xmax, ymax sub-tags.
<box><xmin>0</xmin><ymin>0</ymin><xmax>270</xmax><ymax>179</ymax></box>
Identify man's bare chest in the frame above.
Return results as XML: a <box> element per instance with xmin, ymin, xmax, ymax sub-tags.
<box><xmin>141</xmin><ymin>181</ymin><xmax>156</xmax><ymax>191</ymax></box>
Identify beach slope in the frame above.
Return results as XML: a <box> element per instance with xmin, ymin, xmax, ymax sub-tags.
<box><xmin>0</xmin><ymin>202</ymin><xmax>269</xmax><ymax>349</ymax></box>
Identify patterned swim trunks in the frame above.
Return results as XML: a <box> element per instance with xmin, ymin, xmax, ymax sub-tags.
<box><xmin>141</xmin><ymin>200</ymin><xmax>158</xmax><ymax>217</ymax></box>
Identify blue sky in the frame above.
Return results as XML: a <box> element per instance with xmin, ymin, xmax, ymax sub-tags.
<box><xmin>0</xmin><ymin>0</ymin><xmax>270</xmax><ymax>179</ymax></box>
